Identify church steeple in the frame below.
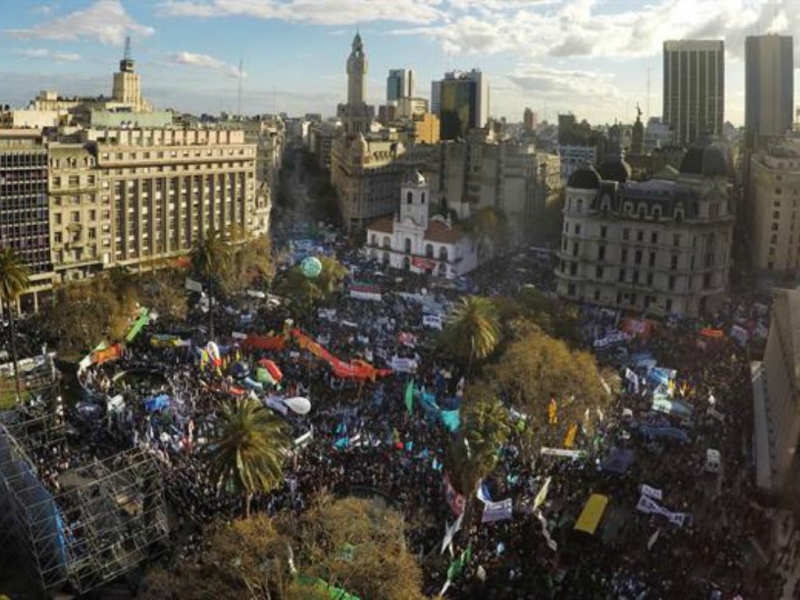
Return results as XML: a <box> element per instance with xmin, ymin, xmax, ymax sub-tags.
<box><xmin>347</xmin><ymin>32</ymin><xmax>367</xmax><ymax>106</ymax></box>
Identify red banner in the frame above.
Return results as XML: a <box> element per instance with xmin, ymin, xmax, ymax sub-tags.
<box><xmin>411</xmin><ymin>256</ymin><xmax>437</xmax><ymax>271</ymax></box>
<box><xmin>91</xmin><ymin>343</ymin><xmax>122</xmax><ymax>365</ymax></box>
<box><xmin>242</xmin><ymin>334</ymin><xmax>286</xmax><ymax>352</ymax></box>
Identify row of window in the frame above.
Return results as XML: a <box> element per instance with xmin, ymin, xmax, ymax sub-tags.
<box><xmin>100</xmin><ymin>148</ymin><xmax>253</xmax><ymax>161</ymax></box>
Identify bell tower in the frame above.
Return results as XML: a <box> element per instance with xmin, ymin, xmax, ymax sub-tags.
<box><xmin>399</xmin><ymin>171</ymin><xmax>429</xmax><ymax>230</ymax></box>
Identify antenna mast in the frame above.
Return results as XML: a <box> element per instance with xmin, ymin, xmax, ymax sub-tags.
<box><xmin>124</xmin><ymin>36</ymin><xmax>132</xmax><ymax>61</ymax></box>
<box><xmin>237</xmin><ymin>58</ymin><xmax>243</xmax><ymax>117</ymax></box>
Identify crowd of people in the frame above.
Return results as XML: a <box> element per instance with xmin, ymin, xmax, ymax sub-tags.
<box><xmin>5</xmin><ymin>223</ymin><xmax>798</xmax><ymax>599</ymax></box>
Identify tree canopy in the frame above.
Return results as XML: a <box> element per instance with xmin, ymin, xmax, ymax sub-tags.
<box><xmin>439</xmin><ymin>296</ymin><xmax>500</xmax><ymax>370</ymax></box>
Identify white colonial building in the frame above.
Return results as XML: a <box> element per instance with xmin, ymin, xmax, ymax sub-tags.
<box><xmin>364</xmin><ymin>171</ymin><xmax>480</xmax><ymax>279</ymax></box>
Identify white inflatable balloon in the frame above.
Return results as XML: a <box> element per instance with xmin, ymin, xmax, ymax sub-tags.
<box><xmin>206</xmin><ymin>341</ymin><xmax>221</xmax><ymax>364</ymax></box>
<box><xmin>282</xmin><ymin>396</ymin><xmax>311</xmax><ymax>415</ymax></box>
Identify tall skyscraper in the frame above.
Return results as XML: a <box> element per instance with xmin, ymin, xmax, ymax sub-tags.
<box><xmin>337</xmin><ymin>33</ymin><xmax>375</xmax><ymax>135</ymax></box>
<box><xmin>386</xmin><ymin>69</ymin><xmax>415</xmax><ymax>103</ymax></box>
<box><xmin>662</xmin><ymin>40</ymin><xmax>725</xmax><ymax>147</ymax></box>
<box><xmin>433</xmin><ymin>69</ymin><xmax>489</xmax><ymax>141</ymax></box>
<box><xmin>745</xmin><ymin>34</ymin><xmax>794</xmax><ymax>144</ymax></box>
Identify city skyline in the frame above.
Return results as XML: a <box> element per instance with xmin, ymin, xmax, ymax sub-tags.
<box><xmin>1</xmin><ymin>0</ymin><xmax>799</xmax><ymax>125</ymax></box>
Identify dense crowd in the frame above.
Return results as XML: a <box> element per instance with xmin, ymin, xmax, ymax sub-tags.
<box><xmin>7</xmin><ymin>227</ymin><xmax>798</xmax><ymax>599</ymax></box>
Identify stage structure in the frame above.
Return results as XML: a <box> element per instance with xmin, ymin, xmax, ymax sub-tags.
<box><xmin>0</xmin><ymin>408</ymin><xmax>168</xmax><ymax>594</ymax></box>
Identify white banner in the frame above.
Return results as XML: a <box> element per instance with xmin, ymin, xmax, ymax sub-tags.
<box><xmin>640</xmin><ymin>484</ymin><xmax>663</xmax><ymax>501</ymax></box>
<box><xmin>636</xmin><ymin>494</ymin><xmax>690</xmax><ymax>527</ymax></box>
<box><xmin>441</xmin><ymin>514</ymin><xmax>463</xmax><ymax>555</ymax></box>
<box><xmin>593</xmin><ymin>331</ymin><xmax>630</xmax><ymax>349</ymax></box>
<box><xmin>540</xmin><ymin>447</ymin><xmax>585</xmax><ymax>459</ymax></box>
<box><xmin>293</xmin><ymin>430</ymin><xmax>314</xmax><ymax>449</ymax></box>
<box><xmin>482</xmin><ymin>498</ymin><xmax>513</xmax><ymax>523</ymax></box>
<box><xmin>422</xmin><ymin>314</ymin><xmax>444</xmax><ymax>330</ymax></box>
<box><xmin>532</xmin><ymin>477</ymin><xmax>552</xmax><ymax>513</ymax></box>
<box><xmin>350</xmin><ymin>289</ymin><xmax>382</xmax><ymax>302</ymax></box>
<box><xmin>185</xmin><ymin>277</ymin><xmax>203</xmax><ymax>293</ymax></box>
<box><xmin>390</xmin><ymin>356</ymin><xmax>418</xmax><ymax>373</ymax></box>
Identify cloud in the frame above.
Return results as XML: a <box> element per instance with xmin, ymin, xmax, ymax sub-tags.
<box><xmin>507</xmin><ymin>63</ymin><xmax>621</xmax><ymax>100</ymax></box>
<box><xmin>5</xmin><ymin>0</ymin><xmax>154</xmax><ymax>46</ymax></box>
<box><xmin>158</xmin><ymin>0</ymin><xmax>444</xmax><ymax>26</ymax></box>
<box><xmin>169</xmin><ymin>51</ymin><xmax>245</xmax><ymax>78</ymax></box>
<box><xmin>15</xmin><ymin>47</ymin><xmax>80</xmax><ymax>62</ymax></box>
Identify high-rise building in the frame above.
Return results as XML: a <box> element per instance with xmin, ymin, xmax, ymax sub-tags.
<box><xmin>387</xmin><ymin>69</ymin><xmax>415</xmax><ymax>103</ymax></box>
<box><xmin>748</xmin><ymin>133</ymin><xmax>800</xmax><ymax>273</ymax></box>
<box><xmin>0</xmin><ymin>130</ymin><xmax>52</xmax><ymax>313</ymax></box>
<box><xmin>663</xmin><ymin>40</ymin><xmax>724</xmax><ymax>147</ymax></box>
<box><xmin>337</xmin><ymin>33</ymin><xmax>375</xmax><ymax>135</ymax></box>
<box><xmin>523</xmin><ymin>108</ymin><xmax>537</xmax><ymax>133</ymax></box>
<box><xmin>745</xmin><ymin>34</ymin><xmax>794</xmax><ymax>145</ymax></box>
<box><xmin>433</xmin><ymin>70</ymin><xmax>489</xmax><ymax>141</ymax></box>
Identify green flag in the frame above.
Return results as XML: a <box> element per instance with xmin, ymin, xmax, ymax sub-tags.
<box><xmin>447</xmin><ymin>544</ymin><xmax>472</xmax><ymax>582</ymax></box>
<box><xmin>404</xmin><ymin>380</ymin><xmax>415</xmax><ymax>415</ymax></box>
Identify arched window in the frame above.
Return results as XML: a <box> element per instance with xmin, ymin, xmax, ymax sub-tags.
<box><xmin>421</xmin><ymin>192</ymin><xmax>426</xmax><ymax>204</ymax></box>
<box><xmin>652</xmin><ymin>206</ymin><xmax>662</xmax><ymax>220</ymax></box>
<box><xmin>638</xmin><ymin>204</ymin><xmax>647</xmax><ymax>219</ymax></box>
<box><xmin>425</xmin><ymin>243</ymin><xmax>434</xmax><ymax>258</ymax></box>
<box><xmin>624</xmin><ymin>202</ymin><xmax>633</xmax><ymax>215</ymax></box>
<box><xmin>404</xmin><ymin>238</ymin><xmax>412</xmax><ymax>253</ymax></box>
<box><xmin>382</xmin><ymin>251</ymin><xmax>390</xmax><ymax>265</ymax></box>
<box><xmin>406</xmin><ymin>191</ymin><xmax>413</xmax><ymax>204</ymax></box>
<box><xmin>576</xmin><ymin>198</ymin><xmax>583</xmax><ymax>213</ymax></box>
<box><xmin>383</xmin><ymin>236</ymin><xmax>391</xmax><ymax>248</ymax></box>
<box><xmin>439</xmin><ymin>246</ymin><xmax>449</xmax><ymax>262</ymax></box>
<box><xmin>370</xmin><ymin>234</ymin><xmax>377</xmax><ymax>246</ymax></box>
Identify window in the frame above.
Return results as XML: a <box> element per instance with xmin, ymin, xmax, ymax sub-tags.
<box><xmin>623</xmin><ymin>228</ymin><xmax>630</xmax><ymax>241</ymax></box>
<box><xmin>572</xmin><ymin>242</ymin><xmax>579</xmax><ymax>257</ymax></box>
<box><xmin>383</xmin><ymin>236</ymin><xmax>391</xmax><ymax>248</ymax></box>
<box><xmin>594</xmin><ymin>289</ymin><xmax>600</xmax><ymax>301</ymax></box>
<box><xmin>570</xmin><ymin>262</ymin><xmax>577</xmax><ymax>276</ymax></box>
<box><xmin>600</xmin><ymin>226</ymin><xmax>607</xmax><ymax>239</ymax></box>
<box><xmin>634</xmin><ymin>250</ymin><xmax>642</xmax><ymax>265</ymax></box>
<box><xmin>770</xmin><ymin>234</ymin><xmax>778</xmax><ymax>244</ymax></box>
<box><xmin>595</xmin><ymin>266</ymin><xmax>604</xmax><ymax>279</ymax></box>
<box><xmin>776</xmin><ymin>188</ymin><xmax>783</xmax><ymax>195</ymax></box>
<box><xmin>575</xmin><ymin>224</ymin><xmax>581</xmax><ymax>235</ymax></box>
<box><xmin>54</xmin><ymin>232</ymin><xmax>62</xmax><ymax>243</ymax></box>
<box><xmin>621</xmin><ymin>248</ymin><xmax>628</xmax><ymax>263</ymax></box>
<box><xmin>652</xmin><ymin>206</ymin><xmax>662</xmax><ymax>220</ymax></box>
<box><xmin>673</xmin><ymin>234</ymin><xmax>681</xmax><ymax>247</ymax></box>
<box><xmin>439</xmin><ymin>246</ymin><xmax>448</xmax><ymax>262</ymax></box>
<box><xmin>670</xmin><ymin>254</ymin><xmax>678</xmax><ymax>270</ymax></box>
<box><xmin>651</xmin><ymin>232</ymin><xmax>658</xmax><ymax>244</ymax></box>
<box><xmin>646</xmin><ymin>272</ymin><xmax>653</xmax><ymax>286</ymax></box>
<box><xmin>638</xmin><ymin>205</ymin><xmax>647</xmax><ymax>219</ymax></box>
<box><xmin>55</xmin><ymin>213</ymin><xmax>62</xmax><ymax>225</ymax></box>
<box><xmin>637</xmin><ymin>230</ymin><xmax>644</xmax><ymax>242</ymax></box>
<box><xmin>668</xmin><ymin>275</ymin><xmax>675</xmax><ymax>290</ymax></box>
<box><xmin>567</xmin><ymin>283</ymin><xmax>576</xmax><ymax>296</ymax></box>
<box><xmin>772</xmin><ymin>223</ymin><xmax>779</xmax><ymax>231</ymax></box>
<box><xmin>425</xmin><ymin>244</ymin><xmax>434</xmax><ymax>258</ymax></box>
<box><xmin>703</xmin><ymin>273</ymin><xmax>712</xmax><ymax>289</ymax></box>
<box><xmin>649</xmin><ymin>252</ymin><xmax>656</xmax><ymax>267</ymax></box>
<box><xmin>618</xmin><ymin>268</ymin><xmax>625</xmax><ymax>282</ymax></box>
<box><xmin>774</xmin><ymin>211</ymin><xmax>781</xmax><ymax>219</ymax></box>
<box><xmin>71</xmin><ymin>212</ymin><xmax>80</xmax><ymax>223</ymax></box>
<box><xmin>370</xmin><ymin>234</ymin><xmax>377</xmax><ymax>245</ymax></box>
<box><xmin>632</xmin><ymin>270</ymin><xmax>640</xmax><ymax>284</ymax></box>
<box><xmin>404</xmin><ymin>238</ymin><xmax>412</xmax><ymax>253</ymax></box>
<box><xmin>666</xmin><ymin>299</ymin><xmax>673</xmax><ymax>312</ymax></box>
<box><xmin>406</xmin><ymin>192</ymin><xmax>413</xmax><ymax>204</ymax></box>
<box><xmin>421</xmin><ymin>192</ymin><xmax>426</xmax><ymax>204</ymax></box>
<box><xmin>598</xmin><ymin>245</ymin><xmax>606</xmax><ymax>261</ymax></box>
<box><xmin>68</xmin><ymin>175</ymin><xmax>79</xmax><ymax>187</ymax></box>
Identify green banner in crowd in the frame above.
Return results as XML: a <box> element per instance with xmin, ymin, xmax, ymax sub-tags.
<box><xmin>404</xmin><ymin>380</ymin><xmax>415</xmax><ymax>415</ymax></box>
<box><xmin>125</xmin><ymin>308</ymin><xmax>150</xmax><ymax>343</ymax></box>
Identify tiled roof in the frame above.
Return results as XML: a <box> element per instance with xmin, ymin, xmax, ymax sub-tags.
<box><xmin>367</xmin><ymin>216</ymin><xmax>395</xmax><ymax>234</ymax></box>
<box><xmin>424</xmin><ymin>219</ymin><xmax>466</xmax><ymax>244</ymax></box>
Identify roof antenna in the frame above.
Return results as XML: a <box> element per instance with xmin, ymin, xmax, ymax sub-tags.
<box><xmin>124</xmin><ymin>36</ymin><xmax>132</xmax><ymax>61</ymax></box>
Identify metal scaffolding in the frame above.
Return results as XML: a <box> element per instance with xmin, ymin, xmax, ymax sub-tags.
<box><xmin>0</xmin><ymin>408</ymin><xmax>168</xmax><ymax>594</ymax></box>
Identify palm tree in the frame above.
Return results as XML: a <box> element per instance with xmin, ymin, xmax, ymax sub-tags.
<box><xmin>190</xmin><ymin>228</ymin><xmax>232</xmax><ymax>338</ymax></box>
<box><xmin>203</xmin><ymin>396</ymin><xmax>290</xmax><ymax>517</ymax></box>
<box><xmin>0</xmin><ymin>248</ymin><xmax>30</xmax><ymax>400</ymax></box>
<box><xmin>440</xmin><ymin>296</ymin><xmax>500</xmax><ymax>374</ymax></box>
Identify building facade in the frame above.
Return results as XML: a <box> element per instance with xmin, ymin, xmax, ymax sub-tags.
<box><xmin>749</xmin><ymin>135</ymin><xmax>800</xmax><ymax>273</ymax></box>
<box><xmin>364</xmin><ymin>171</ymin><xmax>480</xmax><ymax>278</ymax></box>
<box><xmin>556</xmin><ymin>145</ymin><xmax>733</xmax><ymax>317</ymax></box>
<box><xmin>386</xmin><ymin>69</ymin><xmax>415</xmax><ymax>103</ymax></box>
<box><xmin>752</xmin><ymin>288</ymin><xmax>800</xmax><ymax>499</ymax></box>
<box><xmin>0</xmin><ymin>130</ymin><xmax>52</xmax><ymax>313</ymax></box>
<box><xmin>433</xmin><ymin>70</ymin><xmax>489</xmax><ymax>141</ymax></box>
<box><xmin>663</xmin><ymin>40</ymin><xmax>725</xmax><ymax>147</ymax></box>
<box><xmin>745</xmin><ymin>34</ymin><xmax>794</xmax><ymax>146</ymax></box>
<box><xmin>558</xmin><ymin>144</ymin><xmax>598</xmax><ymax>181</ymax></box>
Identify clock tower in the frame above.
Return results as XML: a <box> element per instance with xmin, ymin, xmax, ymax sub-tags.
<box><xmin>338</xmin><ymin>32</ymin><xmax>374</xmax><ymax>135</ymax></box>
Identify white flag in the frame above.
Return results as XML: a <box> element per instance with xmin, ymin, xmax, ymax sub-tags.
<box><xmin>647</xmin><ymin>529</ymin><xmax>660</xmax><ymax>550</ymax></box>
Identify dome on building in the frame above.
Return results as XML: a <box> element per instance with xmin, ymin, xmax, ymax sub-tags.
<box><xmin>403</xmin><ymin>170</ymin><xmax>426</xmax><ymax>187</ymax></box>
<box><xmin>679</xmin><ymin>142</ymin><xmax>729</xmax><ymax>178</ymax></box>
<box><xmin>567</xmin><ymin>166</ymin><xmax>601</xmax><ymax>190</ymax></box>
<box><xmin>597</xmin><ymin>156</ymin><xmax>632</xmax><ymax>183</ymax></box>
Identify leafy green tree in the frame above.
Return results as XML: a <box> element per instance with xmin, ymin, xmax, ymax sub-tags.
<box><xmin>203</xmin><ymin>397</ymin><xmax>290</xmax><ymax>517</ymax></box>
<box><xmin>293</xmin><ymin>496</ymin><xmax>426</xmax><ymax>600</ymax></box>
<box><xmin>190</xmin><ymin>228</ymin><xmax>232</xmax><ymax>337</ymax></box>
<box><xmin>219</xmin><ymin>234</ymin><xmax>276</xmax><ymax>295</ymax></box>
<box><xmin>41</xmin><ymin>279</ymin><xmax>138</xmax><ymax>355</ymax></box>
<box><xmin>274</xmin><ymin>255</ymin><xmax>347</xmax><ymax>317</ymax></box>
<box><xmin>439</xmin><ymin>296</ymin><xmax>500</xmax><ymax>373</ymax></box>
<box><xmin>0</xmin><ymin>248</ymin><xmax>30</xmax><ymax>398</ymax></box>
<box><xmin>445</xmin><ymin>396</ymin><xmax>511</xmax><ymax>539</ymax></box>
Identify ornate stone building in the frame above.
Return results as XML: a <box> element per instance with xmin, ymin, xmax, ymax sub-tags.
<box><xmin>556</xmin><ymin>142</ymin><xmax>734</xmax><ymax>317</ymax></box>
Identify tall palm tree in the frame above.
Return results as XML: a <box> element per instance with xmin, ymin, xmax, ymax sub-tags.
<box><xmin>0</xmin><ymin>248</ymin><xmax>30</xmax><ymax>400</ymax></box>
<box><xmin>203</xmin><ymin>396</ymin><xmax>290</xmax><ymax>517</ymax></box>
<box><xmin>190</xmin><ymin>228</ymin><xmax>232</xmax><ymax>338</ymax></box>
<box><xmin>441</xmin><ymin>296</ymin><xmax>500</xmax><ymax>374</ymax></box>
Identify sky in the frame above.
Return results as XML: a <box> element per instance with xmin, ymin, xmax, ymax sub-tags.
<box><xmin>0</xmin><ymin>0</ymin><xmax>798</xmax><ymax>125</ymax></box>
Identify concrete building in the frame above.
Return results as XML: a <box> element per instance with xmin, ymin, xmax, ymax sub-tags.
<box><xmin>434</xmin><ymin>130</ymin><xmax>560</xmax><ymax>243</ymax></box>
<box><xmin>745</xmin><ymin>34</ymin><xmax>794</xmax><ymax>146</ymax></box>
<box><xmin>523</xmin><ymin>108</ymin><xmax>537</xmax><ymax>133</ymax></box>
<box><xmin>749</xmin><ymin>135</ymin><xmax>800</xmax><ymax>273</ymax></box>
<box><xmin>46</xmin><ymin>127</ymin><xmax>261</xmax><ymax>282</ymax></box>
<box><xmin>411</xmin><ymin>113</ymin><xmax>440</xmax><ymax>145</ymax></box>
<box><xmin>309</xmin><ymin>121</ymin><xmax>338</xmax><ymax>170</ymax></box>
<box><xmin>556</xmin><ymin>143</ymin><xmax>733</xmax><ymax>316</ymax></box>
<box><xmin>386</xmin><ymin>69</ymin><xmax>415</xmax><ymax>103</ymax></box>
<box><xmin>396</xmin><ymin>97</ymin><xmax>428</xmax><ymax>119</ymax></box>
<box><xmin>0</xmin><ymin>130</ymin><xmax>52</xmax><ymax>313</ymax></box>
<box><xmin>663</xmin><ymin>40</ymin><xmax>725</xmax><ymax>147</ymax></box>
<box><xmin>364</xmin><ymin>171</ymin><xmax>480</xmax><ymax>278</ymax></box>
<box><xmin>433</xmin><ymin>70</ymin><xmax>489</xmax><ymax>141</ymax></box>
<box><xmin>752</xmin><ymin>288</ymin><xmax>800</xmax><ymax>499</ymax></box>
